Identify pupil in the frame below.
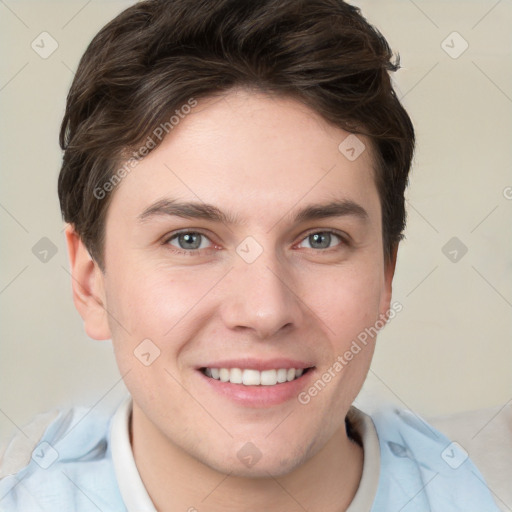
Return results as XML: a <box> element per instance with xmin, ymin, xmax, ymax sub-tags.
<box><xmin>311</xmin><ymin>232</ymin><xmax>330</xmax><ymax>249</ymax></box>
<box><xmin>180</xmin><ymin>233</ymin><xmax>200</xmax><ymax>249</ymax></box>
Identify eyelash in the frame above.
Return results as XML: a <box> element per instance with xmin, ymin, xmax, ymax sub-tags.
<box><xmin>162</xmin><ymin>229</ymin><xmax>349</xmax><ymax>256</ymax></box>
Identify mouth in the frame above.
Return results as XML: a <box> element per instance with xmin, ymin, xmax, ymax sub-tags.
<box><xmin>196</xmin><ymin>360</ymin><xmax>317</xmax><ymax>407</ymax></box>
<box><xmin>199</xmin><ymin>366</ymin><xmax>314</xmax><ymax>386</ymax></box>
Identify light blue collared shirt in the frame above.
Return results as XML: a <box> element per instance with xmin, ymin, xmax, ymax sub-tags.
<box><xmin>0</xmin><ymin>395</ymin><xmax>501</xmax><ymax>511</ymax></box>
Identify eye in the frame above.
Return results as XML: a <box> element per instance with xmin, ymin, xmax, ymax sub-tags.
<box><xmin>297</xmin><ymin>230</ymin><xmax>346</xmax><ymax>250</ymax></box>
<box><xmin>165</xmin><ymin>231</ymin><xmax>213</xmax><ymax>253</ymax></box>
<box><xmin>163</xmin><ymin>229</ymin><xmax>348</xmax><ymax>255</ymax></box>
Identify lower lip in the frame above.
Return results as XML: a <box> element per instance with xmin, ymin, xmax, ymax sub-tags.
<box><xmin>197</xmin><ymin>368</ymin><xmax>316</xmax><ymax>408</ymax></box>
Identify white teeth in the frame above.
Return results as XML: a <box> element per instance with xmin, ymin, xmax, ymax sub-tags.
<box><xmin>203</xmin><ymin>367</ymin><xmax>308</xmax><ymax>386</ymax></box>
<box><xmin>260</xmin><ymin>369</ymin><xmax>277</xmax><ymax>386</ymax></box>
<box><xmin>276</xmin><ymin>368</ymin><xmax>288</xmax><ymax>383</ymax></box>
<box><xmin>242</xmin><ymin>369</ymin><xmax>261</xmax><ymax>386</ymax></box>
<box><xmin>230</xmin><ymin>367</ymin><xmax>243</xmax><ymax>384</ymax></box>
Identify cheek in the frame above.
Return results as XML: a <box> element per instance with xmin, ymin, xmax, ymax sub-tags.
<box><xmin>307</xmin><ymin>262</ymin><xmax>384</xmax><ymax>342</ymax></box>
<box><xmin>302</xmin><ymin>267</ymin><xmax>381</xmax><ymax>416</ymax></box>
<box><xmin>106</xmin><ymin>264</ymin><xmax>190</xmax><ymax>333</ymax></box>
<box><xmin>105</xmin><ymin>270</ymin><xmax>189</xmax><ymax>401</ymax></box>
<box><xmin>105</xmin><ymin>264</ymin><xmax>217</xmax><ymax>362</ymax></box>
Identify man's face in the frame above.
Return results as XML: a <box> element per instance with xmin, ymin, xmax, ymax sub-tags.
<box><xmin>91</xmin><ymin>89</ymin><xmax>395</xmax><ymax>476</ymax></box>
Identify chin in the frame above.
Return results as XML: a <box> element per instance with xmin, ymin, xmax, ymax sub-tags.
<box><xmin>199</xmin><ymin>440</ymin><xmax>311</xmax><ymax>479</ymax></box>
<box><xmin>209</xmin><ymin>457</ymin><xmax>302</xmax><ymax>479</ymax></box>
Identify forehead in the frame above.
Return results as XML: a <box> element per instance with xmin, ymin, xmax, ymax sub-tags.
<box><xmin>107</xmin><ymin>89</ymin><xmax>381</xmax><ymax>228</ymax></box>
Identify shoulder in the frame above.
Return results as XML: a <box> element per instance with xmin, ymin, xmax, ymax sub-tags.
<box><xmin>0</xmin><ymin>408</ymin><xmax>60</xmax><ymax>479</ymax></box>
<box><xmin>0</xmin><ymin>403</ymin><xmax>125</xmax><ymax>511</ymax></box>
<box><xmin>428</xmin><ymin>403</ymin><xmax>512</xmax><ymax>512</ymax></box>
<box><xmin>366</xmin><ymin>405</ymin><xmax>503</xmax><ymax>512</ymax></box>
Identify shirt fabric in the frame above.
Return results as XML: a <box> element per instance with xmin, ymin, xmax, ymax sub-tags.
<box><xmin>0</xmin><ymin>393</ymin><xmax>501</xmax><ymax>511</ymax></box>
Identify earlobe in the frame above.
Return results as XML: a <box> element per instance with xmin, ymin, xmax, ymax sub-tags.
<box><xmin>386</xmin><ymin>243</ymin><xmax>399</xmax><ymax>284</ymax></box>
<box><xmin>64</xmin><ymin>224</ymin><xmax>111</xmax><ymax>340</ymax></box>
<box><xmin>379</xmin><ymin>243</ymin><xmax>399</xmax><ymax>324</ymax></box>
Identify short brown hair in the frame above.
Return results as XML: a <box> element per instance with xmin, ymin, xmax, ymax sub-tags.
<box><xmin>58</xmin><ymin>0</ymin><xmax>415</xmax><ymax>270</ymax></box>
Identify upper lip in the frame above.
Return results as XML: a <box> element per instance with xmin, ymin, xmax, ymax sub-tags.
<box><xmin>197</xmin><ymin>358</ymin><xmax>315</xmax><ymax>371</ymax></box>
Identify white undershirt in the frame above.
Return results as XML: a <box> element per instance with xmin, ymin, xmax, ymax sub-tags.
<box><xmin>109</xmin><ymin>394</ymin><xmax>380</xmax><ymax>512</ymax></box>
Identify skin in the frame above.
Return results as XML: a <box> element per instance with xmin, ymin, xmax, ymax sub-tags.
<box><xmin>66</xmin><ymin>88</ymin><xmax>397</xmax><ymax>512</ymax></box>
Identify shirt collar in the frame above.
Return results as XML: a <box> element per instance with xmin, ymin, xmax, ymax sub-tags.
<box><xmin>110</xmin><ymin>394</ymin><xmax>157</xmax><ymax>512</ymax></box>
<box><xmin>109</xmin><ymin>394</ymin><xmax>379</xmax><ymax>512</ymax></box>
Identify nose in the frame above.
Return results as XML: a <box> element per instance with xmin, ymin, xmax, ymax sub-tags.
<box><xmin>218</xmin><ymin>248</ymin><xmax>304</xmax><ymax>340</ymax></box>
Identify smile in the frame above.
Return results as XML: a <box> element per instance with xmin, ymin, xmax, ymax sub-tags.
<box><xmin>200</xmin><ymin>367</ymin><xmax>313</xmax><ymax>386</ymax></box>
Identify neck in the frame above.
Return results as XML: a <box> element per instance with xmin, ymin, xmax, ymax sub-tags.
<box><xmin>130</xmin><ymin>405</ymin><xmax>363</xmax><ymax>512</ymax></box>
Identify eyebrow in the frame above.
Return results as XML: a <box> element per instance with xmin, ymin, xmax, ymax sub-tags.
<box><xmin>137</xmin><ymin>198</ymin><xmax>369</xmax><ymax>226</ymax></box>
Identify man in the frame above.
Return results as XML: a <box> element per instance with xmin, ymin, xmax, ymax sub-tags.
<box><xmin>0</xmin><ymin>0</ymin><xmax>501</xmax><ymax>510</ymax></box>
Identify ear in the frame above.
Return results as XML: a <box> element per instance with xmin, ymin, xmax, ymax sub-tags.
<box><xmin>378</xmin><ymin>242</ymin><xmax>399</xmax><ymax>323</ymax></box>
<box><xmin>64</xmin><ymin>224</ymin><xmax>111</xmax><ymax>340</ymax></box>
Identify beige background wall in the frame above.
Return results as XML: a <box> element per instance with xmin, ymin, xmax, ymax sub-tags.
<box><xmin>1</xmin><ymin>0</ymin><xmax>511</xmax><ymax>447</ymax></box>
